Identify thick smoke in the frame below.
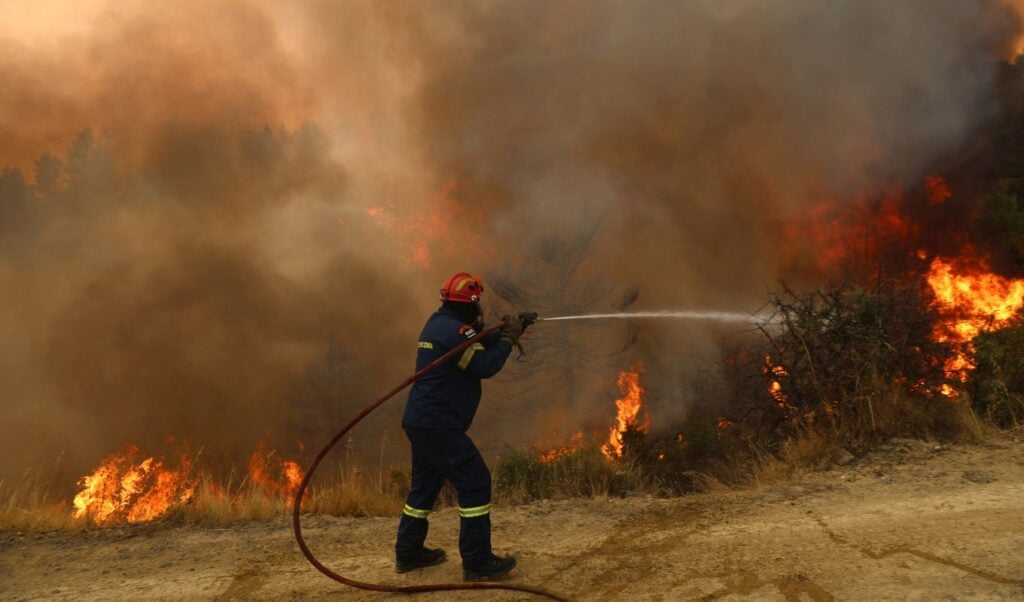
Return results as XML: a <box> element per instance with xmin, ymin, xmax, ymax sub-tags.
<box><xmin>1</xmin><ymin>1</ymin><xmax>1021</xmax><ymax>480</ymax></box>
<box><xmin>396</xmin><ymin>0</ymin><xmax>1023</xmax><ymax>436</ymax></box>
<box><xmin>0</xmin><ymin>0</ymin><xmax>446</xmax><ymax>480</ymax></box>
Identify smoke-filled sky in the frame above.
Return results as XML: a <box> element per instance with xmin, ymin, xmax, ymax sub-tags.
<box><xmin>1</xmin><ymin>0</ymin><xmax>1022</xmax><ymax>480</ymax></box>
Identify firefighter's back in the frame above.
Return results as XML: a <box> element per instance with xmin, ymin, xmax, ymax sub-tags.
<box><xmin>402</xmin><ymin>309</ymin><xmax>484</xmax><ymax>431</ymax></box>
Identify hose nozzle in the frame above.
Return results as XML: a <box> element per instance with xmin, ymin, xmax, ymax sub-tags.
<box><xmin>518</xmin><ymin>312</ymin><xmax>539</xmax><ymax>328</ymax></box>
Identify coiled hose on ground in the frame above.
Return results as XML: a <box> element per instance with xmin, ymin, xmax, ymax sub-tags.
<box><xmin>292</xmin><ymin>324</ymin><xmax>571</xmax><ymax>601</ymax></box>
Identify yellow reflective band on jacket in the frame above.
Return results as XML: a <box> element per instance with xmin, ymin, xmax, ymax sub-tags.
<box><xmin>457</xmin><ymin>343</ymin><xmax>485</xmax><ymax>370</ymax></box>
<box><xmin>458</xmin><ymin>503</ymin><xmax>491</xmax><ymax>518</ymax></box>
<box><xmin>417</xmin><ymin>341</ymin><xmax>434</xmax><ymax>349</ymax></box>
<box><xmin>403</xmin><ymin>504</ymin><xmax>430</xmax><ymax>519</ymax></box>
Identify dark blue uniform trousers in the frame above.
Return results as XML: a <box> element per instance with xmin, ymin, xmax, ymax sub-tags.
<box><xmin>395</xmin><ymin>427</ymin><xmax>492</xmax><ymax>568</ymax></box>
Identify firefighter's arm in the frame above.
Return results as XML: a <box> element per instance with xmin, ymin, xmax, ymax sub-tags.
<box><xmin>480</xmin><ymin>329</ymin><xmax>504</xmax><ymax>346</ymax></box>
<box><xmin>456</xmin><ymin>336</ymin><xmax>513</xmax><ymax>379</ymax></box>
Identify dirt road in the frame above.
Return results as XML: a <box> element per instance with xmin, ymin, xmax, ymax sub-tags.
<box><xmin>2</xmin><ymin>437</ymin><xmax>1022</xmax><ymax>601</ymax></box>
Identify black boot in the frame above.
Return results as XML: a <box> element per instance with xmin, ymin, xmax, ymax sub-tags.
<box><xmin>462</xmin><ymin>554</ymin><xmax>517</xmax><ymax>581</ymax></box>
<box><xmin>396</xmin><ymin>547</ymin><xmax>446</xmax><ymax>573</ymax></box>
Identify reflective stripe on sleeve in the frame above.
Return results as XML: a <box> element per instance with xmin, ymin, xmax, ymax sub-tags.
<box><xmin>403</xmin><ymin>504</ymin><xmax>430</xmax><ymax>519</ymax></box>
<box><xmin>457</xmin><ymin>343</ymin><xmax>485</xmax><ymax>370</ymax></box>
<box><xmin>458</xmin><ymin>503</ymin><xmax>491</xmax><ymax>518</ymax></box>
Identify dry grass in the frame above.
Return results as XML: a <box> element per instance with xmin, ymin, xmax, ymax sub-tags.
<box><xmin>165</xmin><ymin>462</ymin><xmax>409</xmax><ymax>527</ymax></box>
<box><xmin>0</xmin><ymin>491</ymin><xmax>78</xmax><ymax>532</ymax></box>
<box><xmin>303</xmin><ymin>463</ymin><xmax>404</xmax><ymax>518</ymax></box>
<box><xmin>165</xmin><ymin>479</ymin><xmax>296</xmax><ymax>527</ymax></box>
<box><xmin>852</xmin><ymin>378</ymin><xmax>988</xmax><ymax>443</ymax></box>
<box><xmin>0</xmin><ymin>467</ymin><xmax>80</xmax><ymax>532</ymax></box>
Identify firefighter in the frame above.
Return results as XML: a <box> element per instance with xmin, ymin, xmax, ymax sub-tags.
<box><xmin>395</xmin><ymin>272</ymin><xmax>534</xmax><ymax>581</ymax></box>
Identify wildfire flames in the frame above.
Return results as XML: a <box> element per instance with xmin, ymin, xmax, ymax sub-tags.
<box><xmin>764</xmin><ymin>355</ymin><xmax>792</xmax><ymax>410</ymax></box>
<box><xmin>72</xmin><ymin>443</ymin><xmax>302</xmax><ymax>525</ymax></box>
<box><xmin>924</xmin><ymin>174</ymin><xmax>952</xmax><ymax>206</ymax></box>
<box><xmin>247</xmin><ymin>444</ymin><xmax>304</xmax><ymax>499</ymax></box>
<box><xmin>536</xmin><ymin>431</ymin><xmax>584</xmax><ymax>463</ymax></box>
<box><xmin>602</xmin><ymin>365</ymin><xmax>649</xmax><ymax>460</ymax></box>
<box><xmin>72</xmin><ymin>445</ymin><xmax>195</xmax><ymax>525</ymax></box>
<box><xmin>362</xmin><ymin>180</ymin><xmax>486</xmax><ymax>268</ymax></box>
<box><xmin>926</xmin><ymin>255</ymin><xmax>1024</xmax><ymax>386</ymax></box>
<box><xmin>787</xmin><ymin>172</ymin><xmax>1024</xmax><ymax>399</ymax></box>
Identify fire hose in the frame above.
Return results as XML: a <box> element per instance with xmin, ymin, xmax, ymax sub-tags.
<box><xmin>292</xmin><ymin>322</ymin><xmax>571</xmax><ymax>601</ymax></box>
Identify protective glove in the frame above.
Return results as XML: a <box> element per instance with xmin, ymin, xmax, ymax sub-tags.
<box><xmin>518</xmin><ymin>312</ymin><xmax>539</xmax><ymax>332</ymax></box>
<box><xmin>499</xmin><ymin>314</ymin><xmax>525</xmax><ymax>343</ymax></box>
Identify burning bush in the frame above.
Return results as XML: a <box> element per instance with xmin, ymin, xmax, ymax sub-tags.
<box><xmin>66</xmin><ymin>442</ymin><xmax>304</xmax><ymax>527</ymax></box>
<box><xmin>744</xmin><ymin>280</ymin><xmax>959</xmax><ymax>441</ymax></box>
<box><xmin>601</xmin><ymin>365</ymin><xmax>649</xmax><ymax>460</ymax></box>
<box><xmin>72</xmin><ymin>444</ymin><xmax>197</xmax><ymax>525</ymax></box>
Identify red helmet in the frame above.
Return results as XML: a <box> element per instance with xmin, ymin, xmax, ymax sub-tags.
<box><xmin>440</xmin><ymin>272</ymin><xmax>484</xmax><ymax>303</ymax></box>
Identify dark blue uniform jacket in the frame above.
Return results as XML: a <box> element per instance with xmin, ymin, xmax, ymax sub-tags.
<box><xmin>402</xmin><ymin>307</ymin><xmax>513</xmax><ymax>431</ymax></box>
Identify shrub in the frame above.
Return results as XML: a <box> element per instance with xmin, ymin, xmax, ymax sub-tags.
<box><xmin>736</xmin><ymin>280</ymin><xmax>960</xmax><ymax>444</ymax></box>
<box><xmin>970</xmin><ymin>319</ymin><xmax>1024</xmax><ymax>427</ymax></box>
<box><xmin>493</xmin><ymin>447</ymin><xmax>646</xmax><ymax>502</ymax></box>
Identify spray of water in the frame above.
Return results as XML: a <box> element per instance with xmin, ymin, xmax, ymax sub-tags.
<box><xmin>539</xmin><ymin>310</ymin><xmax>770</xmax><ymax>324</ymax></box>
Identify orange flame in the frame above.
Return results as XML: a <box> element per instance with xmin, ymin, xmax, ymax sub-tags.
<box><xmin>1004</xmin><ymin>0</ymin><xmax>1024</xmax><ymax>63</ymax></box>
<box><xmin>284</xmin><ymin>460</ymin><xmax>303</xmax><ymax>493</ymax></box>
<box><xmin>764</xmin><ymin>355</ymin><xmax>794</xmax><ymax>410</ymax></box>
<box><xmin>126</xmin><ymin>459</ymin><xmax>195</xmax><ymax>523</ymax></box>
<box><xmin>602</xmin><ymin>364</ymin><xmax>648</xmax><ymax>460</ymax></box>
<box><xmin>926</xmin><ymin>256</ymin><xmax>1024</xmax><ymax>390</ymax></box>
<box><xmin>362</xmin><ymin>180</ymin><xmax>486</xmax><ymax>268</ymax></box>
<box><xmin>536</xmin><ymin>431</ymin><xmax>584</xmax><ymax>463</ymax></box>
<box><xmin>72</xmin><ymin>445</ymin><xmax>195</xmax><ymax>525</ymax></box>
<box><xmin>247</xmin><ymin>444</ymin><xmax>304</xmax><ymax>499</ymax></box>
<box><xmin>923</xmin><ymin>174</ymin><xmax>951</xmax><ymax>206</ymax></box>
<box><xmin>72</xmin><ymin>442</ymin><xmax>303</xmax><ymax>525</ymax></box>
<box><xmin>784</xmin><ymin>186</ymin><xmax>913</xmax><ymax>278</ymax></box>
